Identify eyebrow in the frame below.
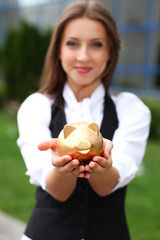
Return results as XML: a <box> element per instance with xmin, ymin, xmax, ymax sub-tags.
<box><xmin>90</xmin><ymin>38</ymin><xmax>106</xmax><ymax>42</ymax></box>
<box><xmin>65</xmin><ymin>37</ymin><xmax>106</xmax><ymax>42</ymax></box>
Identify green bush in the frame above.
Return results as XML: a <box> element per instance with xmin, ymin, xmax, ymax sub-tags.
<box><xmin>142</xmin><ymin>97</ymin><xmax>160</xmax><ymax>140</ymax></box>
<box><xmin>0</xmin><ymin>83</ymin><xmax>7</xmax><ymax>107</ymax></box>
<box><xmin>0</xmin><ymin>21</ymin><xmax>52</xmax><ymax>102</ymax></box>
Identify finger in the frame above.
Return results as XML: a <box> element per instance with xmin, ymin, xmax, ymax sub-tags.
<box><xmin>103</xmin><ymin>138</ymin><xmax>113</xmax><ymax>158</ymax></box>
<box><xmin>89</xmin><ymin>161</ymin><xmax>100</xmax><ymax>171</ymax></box>
<box><xmin>59</xmin><ymin>159</ymin><xmax>80</xmax><ymax>175</ymax></box>
<box><xmin>52</xmin><ymin>155</ymin><xmax>72</xmax><ymax>167</ymax></box>
<box><xmin>76</xmin><ymin>165</ymin><xmax>88</xmax><ymax>178</ymax></box>
<box><xmin>78</xmin><ymin>172</ymin><xmax>85</xmax><ymax>178</ymax></box>
<box><xmin>84</xmin><ymin>164</ymin><xmax>93</xmax><ymax>173</ymax></box>
<box><xmin>84</xmin><ymin>172</ymin><xmax>91</xmax><ymax>179</ymax></box>
<box><xmin>72</xmin><ymin>164</ymin><xmax>84</xmax><ymax>176</ymax></box>
<box><xmin>38</xmin><ymin>139</ymin><xmax>57</xmax><ymax>151</ymax></box>
<box><xmin>78</xmin><ymin>171</ymin><xmax>91</xmax><ymax>179</ymax></box>
<box><xmin>93</xmin><ymin>155</ymin><xmax>112</xmax><ymax>169</ymax></box>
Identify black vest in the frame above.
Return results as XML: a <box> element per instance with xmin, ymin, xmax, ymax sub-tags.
<box><xmin>25</xmin><ymin>93</ymin><xmax>130</xmax><ymax>240</ymax></box>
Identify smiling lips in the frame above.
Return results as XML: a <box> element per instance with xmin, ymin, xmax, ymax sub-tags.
<box><xmin>75</xmin><ymin>67</ymin><xmax>92</xmax><ymax>74</ymax></box>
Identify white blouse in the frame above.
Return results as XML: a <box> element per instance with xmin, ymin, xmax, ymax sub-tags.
<box><xmin>17</xmin><ymin>83</ymin><xmax>151</xmax><ymax>192</ymax></box>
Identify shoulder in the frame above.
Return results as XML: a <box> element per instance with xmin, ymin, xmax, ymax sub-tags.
<box><xmin>111</xmin><ymin>92</ymin><xmax>151</xmax><ymax>123</ymax></box>
<box><xmin>17</xmin><ymin>93</ymin><xmax>54</xmax><ymax>122</ymax></box>
<box><xmin>18</xmin><ymin>93</ymin><xmax>54</xmax><ymax>112</ymax></box>
<box><xmin>112</xmin><ymin>92</ymin><xmax>150</xmax><ymax>114</ymax></box>
<box><xmin>20</xmin><ymin>92</ymin><xmax>53</xmax><ymax>107</ymax></box>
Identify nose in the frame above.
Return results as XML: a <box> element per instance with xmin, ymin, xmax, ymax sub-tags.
<box><xmin>77</xmin><ymin>45</ymin><xmax>90</xmax><ymax>62</ymax></box>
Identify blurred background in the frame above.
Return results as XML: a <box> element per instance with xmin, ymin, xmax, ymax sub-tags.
<box><xmin>0</xmin><ymin>0</ymin><xmax>160</xmax><ymax>240</ymax></box>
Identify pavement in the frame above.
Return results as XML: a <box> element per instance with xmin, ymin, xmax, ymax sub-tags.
<box><xmin>0</xmin><ymin>211</ymin><xmax>26</xmax><ymax>240</ymax></box>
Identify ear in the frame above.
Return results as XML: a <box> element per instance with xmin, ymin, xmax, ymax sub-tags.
<box><xmin>63</xmin><ymin>125</ymin><xmax>76</xmax><ymax>139</ymax></box>
<box><xmin>87</xmin><ymin>123</ymin><xmax>99</xmax><ymax>135</ymax></box>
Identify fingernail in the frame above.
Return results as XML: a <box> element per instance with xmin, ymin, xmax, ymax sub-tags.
<box><xmin>90</xmin><ymin>162</ymin><xmax>94</xmax><ymax>168</ymax></box>
<box><xmin>73</xmin><ymin>161</ymin><xmax>78</xmax><ymax>166</ymax></box>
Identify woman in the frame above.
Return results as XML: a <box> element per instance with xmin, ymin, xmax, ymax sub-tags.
<box><xmin>17</xmin><ymin>1</ymin><xmax>151</xmax><ymax>239</ymax></box>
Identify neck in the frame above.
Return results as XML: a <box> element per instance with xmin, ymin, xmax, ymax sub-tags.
<box><xmin>67</xmin><ymin>80</ymin><xmax>101</xmax><ymax>102</ymax></box>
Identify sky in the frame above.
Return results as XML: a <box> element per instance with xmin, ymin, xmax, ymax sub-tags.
<box><xmin>18</xmin><ymin>0</ymin><xmax>50</xmax><ymax>7</ymax></box>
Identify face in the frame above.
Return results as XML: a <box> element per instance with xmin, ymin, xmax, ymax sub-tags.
<box><xmin>59</xmin><ymin>17</ymin><xmax>110</xmax><ymax>91</ymax></box>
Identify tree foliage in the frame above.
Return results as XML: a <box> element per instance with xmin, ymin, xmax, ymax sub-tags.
<box><xmin>0</xmin><ymin>21</ymin><xmax>52</xmax><ymax>102</ymax></box>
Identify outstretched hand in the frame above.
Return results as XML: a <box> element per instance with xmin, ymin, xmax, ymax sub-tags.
<box><xmin>38</xmin><ymin>138</ymin><xmax>113</xmax><ymax>179</ymax></box>
<box><xmin>82</xmin><ymin>138</ymin><xmax>113</xmax><ymax>178</ymax></box>
<box><xmin>38</xmin><ymin>139</ymin><xmax>86</xmax><ymax>178</ymax></box>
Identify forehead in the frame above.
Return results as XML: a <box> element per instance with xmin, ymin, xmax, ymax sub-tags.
<box><xmin>62</xmin><ymin>17</ymin><xmax>107</xmax><ymax>39</ymax></box>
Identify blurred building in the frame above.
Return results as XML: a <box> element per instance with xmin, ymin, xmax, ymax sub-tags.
<box><xmin>0</xmin><ymin>0</ymin><xmax>160</xmax><ymax>96</ymax></box>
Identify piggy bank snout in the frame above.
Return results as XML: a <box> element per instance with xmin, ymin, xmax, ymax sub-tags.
<box><xmin>74</xmin><ymin>139</ymin><xmax>91</xmax><ymax>154</ymax></box>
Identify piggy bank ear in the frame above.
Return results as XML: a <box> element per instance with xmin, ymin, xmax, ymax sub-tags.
<box><xmin>63</xmin><ymin>125</ymin><xmax>76</xmax><ymax>139</ymax></box>
<box><xmin>87</xmin><ymin>123</ymin><xmax>99</xmax><ymax>135</ymax></box>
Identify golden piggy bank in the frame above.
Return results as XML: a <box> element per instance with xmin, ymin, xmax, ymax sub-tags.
<box><xmin>57</xmin><ymin>122</ymin><xmax>104</xmax><ymax>162</ymax></box>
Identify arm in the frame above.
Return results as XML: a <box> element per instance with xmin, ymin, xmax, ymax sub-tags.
<box><xmin>82</xmin><ymin>93</ymin><xmax>151</xmax><ymax>196</ymax></box>
<box><xmin>111</xmin><ymin>93</ymin><xmax>151</xmax><ymax>191</ymax></box>
<box><xmin>17</xmin><ymin>93</ymin><xmax>54</xmax><ymax>189</ymax></box>
<box><xmin>89</xmin><ymin>166</ymin><xmax>119</xmax><ymax>196</ymax></box>
<box><xmin>83</xmin><ymin>139</ymin><xmax>120</xmax><ymax>196</ymax></box>
<box><xmin>46</xmin><ymin>164</ymin><xmax>77</xmax><ymax>202</ymax></box>
<box><xmin>38</xmin><ymin>140</ymin><xmax>87</xmax><ymax>202</ymax></box>
<box><xmin>17</xmin><ymin>93</ymin><xmax>87</xmax><ymax>201</ymax></box>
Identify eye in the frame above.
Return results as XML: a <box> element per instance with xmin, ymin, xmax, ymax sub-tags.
<box><xmin>66</xmin><ymin>41</ymin><xmax>78</xmax><ymax>47</ymax></box>
<box><xmin>92</xmin><ymin>41</ymin><xmax>103</xmax><ymax>48</ymax></box>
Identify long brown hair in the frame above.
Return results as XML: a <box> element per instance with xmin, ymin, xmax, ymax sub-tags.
<box><xmin>39</xmin><ymin>0</ymin><xmax>121</xmax><ymax>97</ymax></box>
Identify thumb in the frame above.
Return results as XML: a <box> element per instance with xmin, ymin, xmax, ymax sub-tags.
<box><xmin>38</xmin><ymin>139</ymin><xmax>58</xmax><ymax>151</ymax></box>
<box><xmin>103</xmin><ymin>138</ymin><xmax>113</xmax><ymax>158</ymax></box>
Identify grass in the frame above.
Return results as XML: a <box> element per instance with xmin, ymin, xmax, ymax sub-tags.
<box><xmin>0</xmin><ymin>108</ymin><xmax>36</xmax><ymax>222</ymax></box>
<box><xmin>126</xmin><ymin>139</ymin><xmax>160</xmax><ymax>240</ymax></box>
<box><xmin>0</xmin><ymin>107</ymin><xmax>160</xmax><ymax>239</ymax></box>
